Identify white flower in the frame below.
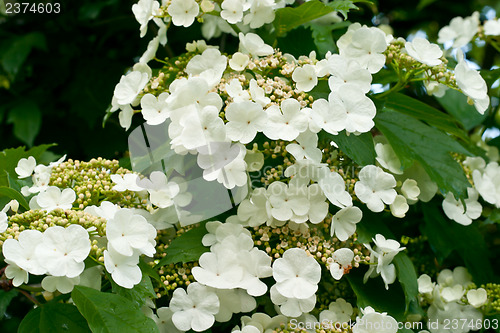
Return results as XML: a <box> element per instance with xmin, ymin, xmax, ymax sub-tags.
<box><xmin>285</xmin><ymin>131</ymin><xmax>322</xmax><ymax>163</ymax></box>
<box><xmin>15</xmin><ymin>156</ymin><xmax>36</xmax><ymax>178</ymax></box>
<box><xmin>37</xmin><ymin>225</ymin><xmax>91</xmax><ymax>278</ymax></box>
<box><xmin>331</xmin><ymin>206</ymin><xmax>362</xmax><ymax>241</ymax></box>
<box><xmin>364</xmin><ymin>235</ymin><xmax>405</xmax><ymax>289</ymax></box>
<box><xmin>213</xmin><ymin>288</ymin><xmax>256</xmax><ymax>322</ymax></box>
<box><xmin>304</xmin><ymin>184</ymin><xmax>329</xmax><ymax>224</ymax></box>
<box><xmin>326</xmin><ymin>54</ymin><xmax>372</xmax><ymax>93</ymax></box>
<box><xmin>41</xmin><ymin>276</ymin><xmax>80</xmax><ymax>294</ymax></box>
<box><xmin>484</xmin><ymin>18</ymin><xmax>500</xmax><ymax>36</ymax></box>
<box><xmin>270</xmin><ymin>285</ymin><xmax>315</xmax><ymax>317</ymax></box>
<box><xmin>318</xmin><ymin>170</ymin><xmax>352</xmax><ymax>208</ymax></box>
<box><xmin>225</xmin><ymin>101</ymin><xmax>266</xmax><ymax>144</ymax></box>
<box><xmin>337</xmin><ymin>24</ymin><xmax>388</xmax><ymax>73</ymax></box>
<box><xmin>438</xmin><ymin>12</ymin><xmax>479</xmax><ymax>48</ymax></box>
<box><xmin>267</xmin><ymin>181</ymin><xmax>309</xmax><ymax>222</ymax></box>
<box><xmin>263</xmin><ymin>99</ymin><xmax>308</xmax><ymax>141</ymax></box>
<box><xmin>442</xmin><ymin>188</ymin><xmax>482</xmax><ymax>225</ymax></box>
<box><xmin>355</xmin><ymin>165</ymin><xmax>397</xmax><ymax>212</ymax></box>
<box><xmin>169</xmin><ymin>282</ymin><xmax>220</xmax><ymax>332</ymax></box>
<box><xmin>5</xmin><ymin>264</ymin><xmax>29</xmax><ymax>287</ymax></box>
<box><xmin>292</xmin><ymin>64</ymin><xmax>318</xmax><ymax>92</ymax></box>
<box><xmin>319</xmin><ymin>298</ymin><xmax>353</xmax><ymax>324</ymax></box>
<box><xmin>390</xmin><ymin>194</ymin><xmax>409</xmax><ymax>218</ymax></box>
<box><xmin>466</xmin><ymin>288</ymin><xmax>487</xmax><ymax>308</ymax></box>
<box><xmin>132</xmin><ymin>0</ymin><xmax>160</xmax><ymax>37</ymax></box>
<box><xmin>104</xmin><ymin>247</ymin><xmax>142</xmax><ymax>289</ymax></box>
<box><xmin>185</xmin><ymin>48</ymin><xmax>227</xmax><ymax>88</ymax></box>
<box><xmin>225</xmin><ymin>79</ymin><xmax>251</xmax><ymax>102</ymax></box>
<box><xmin>472</xmin><ymin>162</ymin><xmax>500</xmax><ymax>207</ymax></box>
<box><xmin>237</xmin><ymin>188</ymin><xmax>273</xmax><ymax>227</ymax></box>
<box><xmin>352</xmin><ymin>306</ymin><xmax>398</xmax><ymax>333</ymax></box>
<box><xmin>113</xmin><ymin>70</ymin><xmax>149</xmax><ymax>106</ymax></box>
<box><xmin>375</xmin><ymin>140</ymin><xmax>402</xmax><ymax>174</ymax></box>
<box><xmin>0</xmin><ymin>212</ymin><xmax>6</xmax><ymax>233</ymax></box>
<box><xmin>167</xmin><ymin>0</ymin><xmax>199</xmax><ymax>27</ymax></box>
<box><xmin>243</xmin><ymin>0</ymin><xmax>275</xmax><ymax>29</ymax></box>
<box><xmin>427</xmin><ymin>302</ymin><xmax>482</xmax><ymax>333</ymax></box>
<box><xmin>111</xmin><ymin>173</ymin><xmax>144</xmax><ymax>192</ymax></box>
<box><xmin>221</xmin><ymin>0</ymin><xmax>244</xmax><ymax>24</ymax></box>
<box><xmin>192</xmin><ymin>252</ymin><xmax>244</xmax><ymax>289</ymax></box>
<box><xmin>405</xmin><ymin>37</ymin><xmax>443</xmax><ymax>66</ymax></box>
<box><xmin>155</xmin><ymin>307</ymin><xmax>183</xmax><ymax>333</ymax></box>
<box><xmin>239</xmin><ymin>32</ymin><xmax>274</xmax><ymax>57</ymax></box>
<box><xmin>249</xmin><ymin>79</ymin><xmax>271</xmax><ymax>107</ymax></box>
<box><xmin>272</xmin><ymin>248</ymin><xmax>321</xmax><ymax>299</ymax></box>
<box><xmin>137</xmin><ymin>171</ymin><xmax>180</xmax><ymax>208</ymax></box>
<box><xmin>106</xmin><ymin>209</ymin><xmax>157</xmax><ymax>257</ymax></box>
<box><xmin>229</xmin><ymin>52</ymin><xmax>250</xmax><ymax>71</ymax></box>
<box><xmin>141</xmin><ymin>92</ymin><xmax>170</xmax><ymax>125</ymax></box>
<box><xmin>329</xmin><ymin>248</ymin><xmax>354</xmax><ymax>280</ymax></box>
<box><xmin>3</xmin><ymin>230</ymin><xmax>45</xmax><ymax>275</ymax></box>
<box><xmin>84</xmin><ymin>201</ymin><xmax>121</xmax><ymax>220</ymax></box>
<box><xmin>238</xmin><ymin>248</ymin><xmax>273</xmax><ymax>296</ymax></box>
<box><xmin>418</xmin><ymin>274</ymin><xmax>435</xmax><ymax>294</ymax></box>
<box><xmin>34</xmin><ymin>186</ymin><xmax>76</xmax><ymax>212</ymax></box>
<box><xmin>455</xmin><ymin>51</ymin><xmax>489</xmax><ymax>114</ymax></box>
<box><xmin>139</xmin><ymin>36</ymin><xmax>160</xmax><ymax>64</ymax></box>
<box><xmin>401</xmin><ymin>179</ymin><xmax>420</xmax><ymax>201</ymax></box>
<box><xmin>197</xmin><ymin>142</ymin><xmax>248</xmax><ymax>189</ymax></box>
<box><xmin>331</xmin><ymin>86</ymin><xmax>377</xmax><ymax>133</ymax></box>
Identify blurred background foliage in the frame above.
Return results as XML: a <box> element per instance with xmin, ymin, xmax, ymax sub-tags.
<box><xmin>0</xmin><ymin>0</ymin><xmax>499</xmax><ymax>161</ymax></box>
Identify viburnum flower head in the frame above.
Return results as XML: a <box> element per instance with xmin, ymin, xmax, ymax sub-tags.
<box><xmin>454</xmin><ymin>50</ymin><xmax>489</xmax><ymax>114</ymax></box>
<box><xmin>272</xmin><ymin>248</ymin><xmax>321</xmax><ymax>299</ymax></box>
<box><xmin>229</xmin><ymin>52</ymin><xmax>250</xmax><ymax>71</ymax></box>
<box><xmin>243</xmin><ymin>0</ymin><xmax>275</xmax><ymax>29</ymax></box>
<box><xmin>169</xmin><ymin>282</ymin><xmax>220</xmax><ymax>332</ymax></box>
<box><xmin>167</xmin><ymin>0</ymin><xmax>199</xmax><ymax>27</ymax></box>
<box><xmin>319</xmin><ymin>298</ymin><xmax>354</xmax><ymax>324</ymax></box>
<box><xmin>405</xmin><ymin>37</ymin><xmax>443</xmax><ymax>66</ymax></box>
<box><xmin>36</xmin><ymin>225</ymin><xmax>91</xmax><ymax>278</ymax></box>
<box><xmin>191</xmin><ymin>252</ymin><xmax>244</xmax><ymax>289</ymax></box>
<box><xmin>325</xmin><ymin>54</ymin><xmax>372</xmax><ymax>93</ymax></box>
<box><xmin>221</xmin><ymin>0</ymin><xmax>245</xmax><ymax>24</ymax></box>
<box><xmin>442</xmin><ymin>188</ymin><xmax>482</xmax><ymax>226</ymax></box>
<box><xmin>354</xmin><ymin>165</ymin><xmax>397</xmax><ymax>212</ymax></box>
<box><xmin>106</xmin><ymin>209</ymin><xmax>157</xmax><ymax>257</ymax></box>
<box><xmin>185</xmin><ymin>48</ymin><xmax>227</xmax><ymax>88</ymax></box>
<box><xmin>270</xmin><ymin>284</ymin><xmax>316</xmax><ymax>317</ymax></box>
<box><xmin>267</xmin><ymin>181</ymin><xmax>309</xmax><ymax>222</ymax></box>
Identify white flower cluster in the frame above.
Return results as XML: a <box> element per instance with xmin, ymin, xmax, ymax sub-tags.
<box><xmin>418</xmin><ymin>267</ymin><xmax>486</xmax><ymax>333</ymax></box>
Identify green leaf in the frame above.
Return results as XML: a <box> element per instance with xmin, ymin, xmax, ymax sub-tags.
<box><xmin>18</xmin><ymin>302</ymin><xmax>90</xmax><ymax>333</ymax></box>
<box><xmin>111</xmin><ymin>273</ymin><xmax>156</xmax><ymax>308</ymax></box>
<box><xmin>273</xmin><ymin>1</ymin><xmax>334</xmax><ymax>37</ymax></box>
<box><xmin>327</xmin><ymin>0</ymin><xmax>358</xmax><ymax>19</ymax></box>
<box><xmin>155</xmin><ymin>223</ymin><xmax>209</xmax><ymax>268</ymax></box>
<box><xmin>0</xmin><ymin>289</ymin><xmax>17</xmax><ymax>320</ymax></box>
<box><xmin>437</xmin><ymin>89</ymin><xmax>487</xmax><ymax>131</ymax></box>
<box><xmin>417</xmin><ymin>0</ymin><xmax>438</xmax><ymax>10</ymax></box>
<box><xmin>332</xmin><ymin>131</ymin><xmax>376</xmax><ymax>166</ymax></box>
<box><xmin>421</xmin><ymin>201</ymin><xmax>494</xmax><ymax>284</ymax></box>
<box><xmin>346</xmin><ymin>268</ymin><xmax>406</xmax><ymax>321</ymax></box>
<box><xmin>0</xmin><ymin>144</ymin><xmax>55</xmax><ymax>187</ymax></box>
<box><xmin>72</xmin><ymin>286</ymin><xmax>159</xmax><ymax>333</ymax></box>
<box><xmin>383</xmin><ymin>93</ymin><xmax>469</xmax><ymax>141</ymax></box>
<box><xmin>375</xmin><ymin>110</ymin><xmax>471</xmax><ymax>198</ymax></box>
<box><xmin>307</xmin><ymin>21</ymin><xmax>350</xmax><ymax>58</ymax></box>
<box><xmin>1</xmin><ymin>32</ymin><xmax>47</xmax><ymax>78</ymax></box>
<box><xmin>393</xmin><ymin>253</ymin><xmax>419</xmax><ymax>313</ymax></box>
<box><xmin>0</xmin><ymin>186</ymin><xmax>29</xmax><ymax>210</ymax></box>
<box><xmin>7</xmin><ymin>100</ymin><xmax>42</xmax><ymax>147</ymax></box>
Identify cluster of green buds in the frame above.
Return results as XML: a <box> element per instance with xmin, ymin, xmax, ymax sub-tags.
<box><xmin>50</xmin><ymin>158</ymin><xmax>147</xmax><ymax>210</ymax></box>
